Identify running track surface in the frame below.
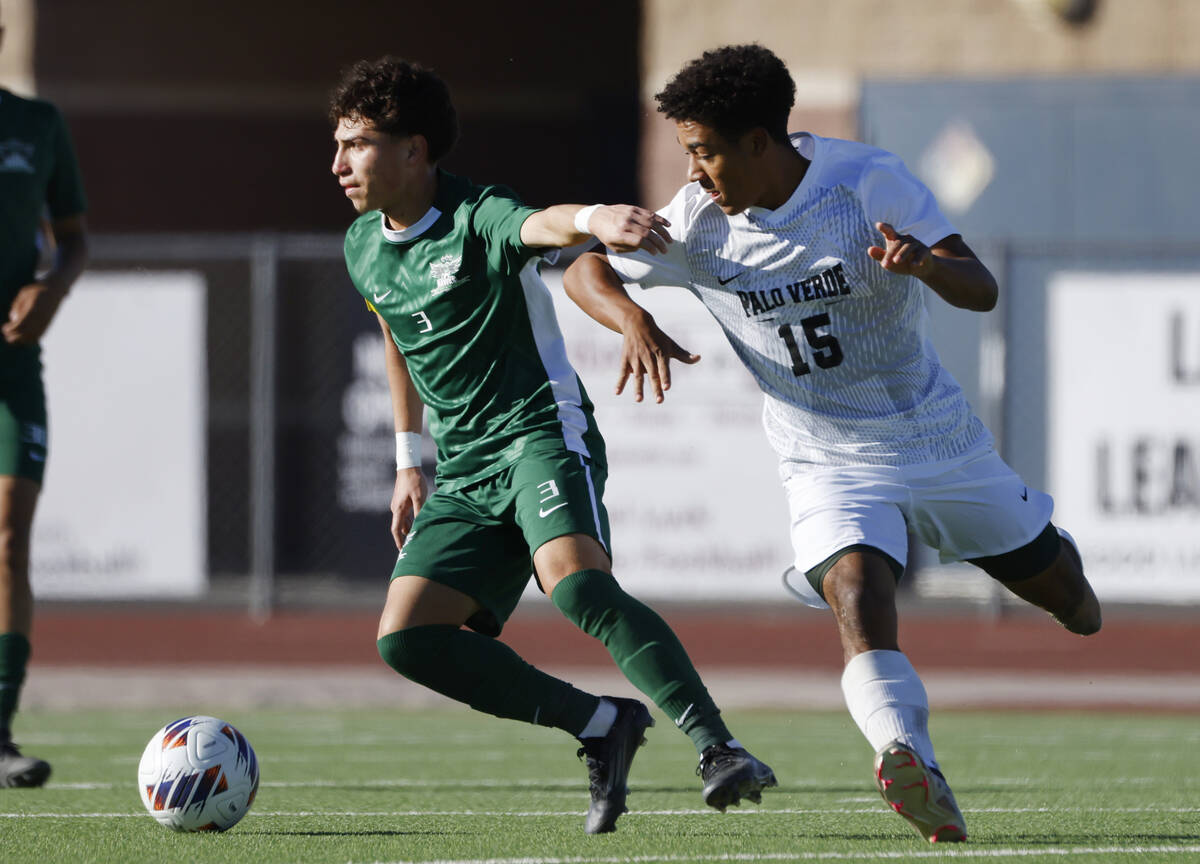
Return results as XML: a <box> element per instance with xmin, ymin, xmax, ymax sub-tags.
<box><xmin>29</xmin><ymin>601</ymin><xmax>1194</xmax><ymax>674</ymax></box>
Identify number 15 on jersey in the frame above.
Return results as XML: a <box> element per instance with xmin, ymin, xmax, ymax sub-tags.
<box><xmin>778</xmin><ymin>312</ymin><xmax>844</xmax><ymax>377</ymax></box>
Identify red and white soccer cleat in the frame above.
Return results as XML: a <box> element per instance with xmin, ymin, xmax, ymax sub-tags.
<box><xmin>874</xmin><ymin>739</ymin><xmax>967</xmax><ymax>843</ymax></box>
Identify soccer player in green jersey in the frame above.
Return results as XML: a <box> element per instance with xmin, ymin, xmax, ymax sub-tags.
<box><xmin>0</xmin><ymin>4</ymin><xmax>89</xmax><ymax>787</ymax></box>
<box><xmin>330</xmin><ymin>56</ymin><xmax>776</xmax><ymax>834</ymax></box>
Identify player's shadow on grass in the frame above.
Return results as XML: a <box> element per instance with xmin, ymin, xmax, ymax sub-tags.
<box><xmin>324</xmin><ymin>782</ymin><xmax>583</xmax><ymax>793</ymax></box>
<box><xmin>261</xmin><ymin>829</ymin><xmax>475</xmax><ymax>838</ymax></box>
<box><xmin>667</xmin><ymin>823</ymin><xmax>814</xmax><ymax>840</ymax></box>
<box><xmin>633</xmin><ymin>783</ymin><xmax>867</xmax><ymax>795</ymax></box>
<box><xmin>986</xmin><ymin>832</ymin><xmax>1200</xmax><ymax>846</ymax></box>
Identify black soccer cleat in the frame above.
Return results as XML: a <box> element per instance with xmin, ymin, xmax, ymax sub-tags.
<box><xmin>697</xmin><ymin>743</ymin><xmax>778</xmax><ymax>812</ymax></box>
<box><xmin>0</xmin><ymin>742</ymin><xmax>51</xmax><ymax>788</ymax></box>
<box><xmin>576</xmin><ymin>697</ymin><xmax>654</xmax><ymax>834</ymax></box>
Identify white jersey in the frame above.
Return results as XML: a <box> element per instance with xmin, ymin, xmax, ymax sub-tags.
<box><xmin>607</xmin><ymin>132</ymin><xmax>991</xmax><ymax>467</ymax></box>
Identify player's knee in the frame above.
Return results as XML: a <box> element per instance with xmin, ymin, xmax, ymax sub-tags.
<box><xmin>376</xmin><ymin>624</ymin><xmax>455</xmax><ymax>679</ymax></box>
<box><xmin>0</xmin><ymin>531</ymin><xmax>32</xmax><ymax>604</ymax></box>
<box><xmin>825</xmin><ymin>576</ymin><xmax>864</xmax><ymax>616</ymax></box>
<box><xmin>817</xmin><ymin>546</ymin><xmax>900</xmax><ymax>614</ymax></box>
<box><xmin>0</xmin><ymin>525</ymin><xmax>25</xmax><ymax>574</ymax></box>
<box><xmin>378</xmin><ymin>575</ymin><xmax>478</xmax><ymax>638</ymax></box>
<box><xmin>1050</xmin><ymin>573</ymin><xmax>1102</xmax><ymax>636</ymax></box>
<box><xmin>1061</xmin><ymin>612</ymin><xmax>1102</xmax><ymax>637</ymax></box>
<box><xmin>1063</xmin><ymin>593</ymin><xmax>1102</xmax><ymax>636</ymax></box>
<box><xmin>376</xmin><ymin>628</ymin><xmax>411</xmax><ymax>675</ymax></box>
<box><xmin>825</xmin><ymin>563</ymin><xmax>894</xmax><ymax>618</ymax></box>
<box><xmin>549</xmin><ymin>569</ymin><xmax>625</xmax><ymax>639</ymax></box>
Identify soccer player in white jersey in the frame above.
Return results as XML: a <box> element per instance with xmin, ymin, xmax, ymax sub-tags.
<box><xmin>563</xmin><ymin>44</ymin><xmax>1101</xmax><ymax>844</ymax></box>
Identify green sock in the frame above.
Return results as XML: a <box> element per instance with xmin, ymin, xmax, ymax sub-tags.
<box><xmin>0</xmin><ymin>633</ymin><xmax>31</xmax><ymax>744</ymax></box>
<box><xmin>551</xmin><ymin>569</ymin><xmax>731</xmax><ymax>754</ymax></box>
<box><xmin>377</xmin><ymin>625</ymin><xmax>599</xmax><ymax>736</ymax></box>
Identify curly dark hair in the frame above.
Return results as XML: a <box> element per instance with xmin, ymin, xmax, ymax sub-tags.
<box><xmin>328</xmin><ymin>56</ymin><xmax>459</xmax><ymax>163</ymax></box>
<box><xmin>655</xmin><ymin>44</ymin><xmax>795</xmax><ymax>143</ymax></box>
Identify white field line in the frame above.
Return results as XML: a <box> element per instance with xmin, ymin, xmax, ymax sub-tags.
<box><xmin>4</xmin><ymin>806</ymin><xmax>1200</xmax><ymax>819</ymax></box>
<box><xmin>54</xmin><ymin>779</ymin><xmax>594</xmax><ymax>790</ymax></box>
<box><xmin>47</xmin><ymin>776</ymin><xmax>1199</xmax><ymax>791</ymax></box>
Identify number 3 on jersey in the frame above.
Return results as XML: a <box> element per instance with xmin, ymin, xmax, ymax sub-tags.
<box><xmin>778</xmin><ymin>313</ymin><xmax>844</xmax><ymax>376</ymax></box>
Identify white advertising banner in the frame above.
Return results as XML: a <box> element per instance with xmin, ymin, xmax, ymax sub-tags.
<box><xmin>546</xmin><ymin>271</ymin><xmax>794</xmax><ymax>601</ymax></box>
<box><xmin>1048</xmin><ymin>272</ymin><xmax>1200</xmax><ymax>602</ymax></box>
<box><xmin>32</xmin><ymin>271</ymin><xmax>207</xmax><ymax>598</ymax></box>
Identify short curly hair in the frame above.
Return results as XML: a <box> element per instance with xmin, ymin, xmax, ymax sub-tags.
<box><xmin>655</xmin><ymin>44</ymin><xmax>795</xmax><ymax>143</ymax></box>
<box><xmin>328</xmin><ymin>56</ymin><xmax>459</xmax><ymax>163</ymax></box>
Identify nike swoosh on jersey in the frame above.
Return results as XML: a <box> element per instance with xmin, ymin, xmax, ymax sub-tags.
<box><xmin>538</xmin><ymin>502</ymin><xmax>568</xmax><ymax>518</ymax></box>
<box><xmin>373</xmin><ymin>289</ymin><xmax>393</xmax><ymax>302</ymax></box>
<box><xmin>717</xmin><ymin>270</ymin><xmax>746</xmax><ymax>286</ymax></box>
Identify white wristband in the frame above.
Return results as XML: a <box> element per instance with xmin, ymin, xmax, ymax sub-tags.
<box><xmin>395</xmin><ymin>432</ymin><xmax>422</xmax><ymax>470</ymax></box>
<box><xmin>574</xmin><ymin>204</ymin><xmax>602</xmax><ymax>234</ymax></box>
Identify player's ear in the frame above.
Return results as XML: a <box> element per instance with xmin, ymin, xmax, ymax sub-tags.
<box><xmin>747</xmin><ymin>127</ymin><xmax>770</xmax><ymax>158</ymax></box>
<box><xmin>407</xmin><ymin>134</ymin><xmax>430</xmax><ymax>164</ymax></box>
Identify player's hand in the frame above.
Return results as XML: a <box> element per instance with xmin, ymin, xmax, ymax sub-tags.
<box><xmin>589</xmin><ymin>205</ymin><xmax>673</xmax><ymax>255</ymax></box>
<box><xmin>390</xmin><ymin>467</ymin><xmax>427</xmax><ymax>551</ymax></box>
<box><xmin>616</xmin><ymin>309</ymin><xmax>699</xmax><ymax>403</ymax></box>
<box><xmin>3</xmin><ymin>281</ymin><xmax>67</xmax><ymax>345</ymax></box>
<box><xmin>868</xmin><ymin>222</ymin><xmax>935</xmax><ymax>279</ymax></box>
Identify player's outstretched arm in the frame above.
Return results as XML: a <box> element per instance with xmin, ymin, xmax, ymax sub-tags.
<box><xmin>3</xmin><ymin>214</ymin><xmax>88</xmax><ymax>345</ymax></box>
<box><xmin>377</xmin><ymin>313</ymin><xmax>428</xmax><ymax>550</ymax></box>
<box><xmin>520</xmin><ymin>204</ymin><xmax>672</xmax><ymax>254</ymax></box>
<box><xmin>868</xmin><ymin>222</ymin><xmax>997</xmax><ymax>312</ymax></box>
<box><xmin>563</xmin><ymin>252</ymin><xmax>699</xmax><ymax>404</ymax></box>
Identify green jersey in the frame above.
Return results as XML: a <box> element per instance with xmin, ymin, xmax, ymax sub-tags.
<box><xmin>0</xmin><ymin>89</ymin><xmax>87</xmax><ymax>374</ymax></box>
<box><xmin>343</xmin><ymin>171</ymin><xmax>604</xmax><ymax>491</ymax></box>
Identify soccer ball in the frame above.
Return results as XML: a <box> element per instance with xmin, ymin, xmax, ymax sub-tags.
<box><xmin>137</xmin><ymin>715</ymin><xmax>260</xmax><ymax>832</ymax></box>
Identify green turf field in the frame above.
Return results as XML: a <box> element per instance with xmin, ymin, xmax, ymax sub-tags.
<box><xmin>1</xmin><ymin>706</ymin><xmax>1197</xmax><ymax>863</ymax></box>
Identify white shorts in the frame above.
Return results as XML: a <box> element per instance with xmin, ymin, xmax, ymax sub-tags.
<box><xmin>781</xmin><ymin>443</ymin><xmax>1054</xmax><ymax>608</ymax></box>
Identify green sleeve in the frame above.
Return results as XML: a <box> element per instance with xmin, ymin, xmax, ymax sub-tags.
<box><xmin>469</xmin><ymin>185</ymin><xmax>542</xmax><ymax>275</ymax></box>
<box><xmin>45</xmin><ymin>107</ymin><xmax>86</xmax><ymax>220</ymax></box>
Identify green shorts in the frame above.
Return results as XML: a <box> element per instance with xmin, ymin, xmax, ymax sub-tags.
<box><xmin>0</xmin><ymin>371</ymin><xmax>48</xmax><ymax>484</ymax></box>
<box><xmin>393</xmin><ymin>447</ymin><xmax>612</xmax><ymax>637</ymax></box>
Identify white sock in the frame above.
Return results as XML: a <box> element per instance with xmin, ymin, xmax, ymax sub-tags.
<box><xmin>841</xmin><ymin>649</ymin><xmax>938</xmax><ymax>771</ymax></box>
<box><xmin>578</xmin><ymin>697</ymin><xmax>618</xmax><ymax>739</ymax></box>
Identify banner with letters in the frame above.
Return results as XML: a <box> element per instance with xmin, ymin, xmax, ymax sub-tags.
<box><xmin>1048</xmin><ymin>272</ymin><xmax>1200</xmax><ymax>602</ymax></box>
<box><xmin>32</xmin><ymin>271</ymin><xmax>207</xmax><ymax>598</ymax></box>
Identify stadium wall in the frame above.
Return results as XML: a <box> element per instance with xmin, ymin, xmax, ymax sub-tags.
<box><xmin>638</xmin><ymin>0</ymin><xmax>1200</xmax><ymax>209</ymax></box>
<box><xmin>14</xmin><ymin>0</ymin><xmax>641</xmax><ymax>232</ymax></box>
